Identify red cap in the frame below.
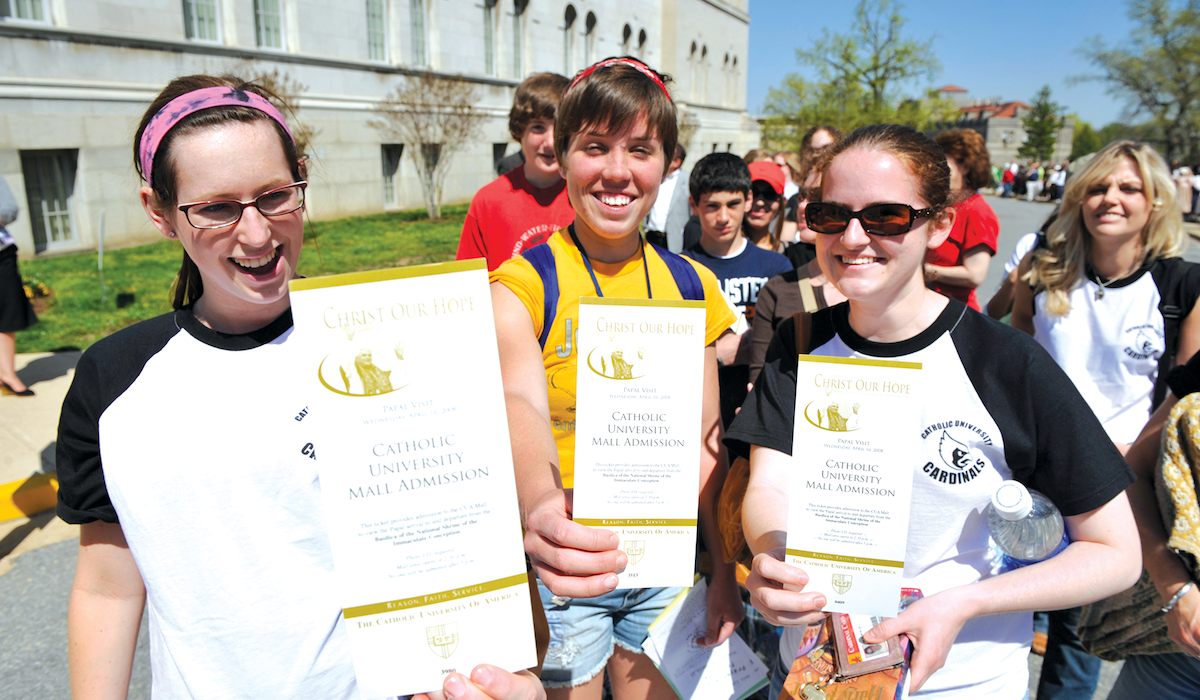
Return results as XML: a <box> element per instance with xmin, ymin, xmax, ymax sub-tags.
<box><xmin>748</xmin><ymin>161</ymin><xmax>785</xmax><ymax>195</ymax></box>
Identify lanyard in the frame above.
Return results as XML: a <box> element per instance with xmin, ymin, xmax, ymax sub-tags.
<box><xmin>567</xmin><ymin>224</ymin><xmax>653</xmax><ymax>299</ymax></box>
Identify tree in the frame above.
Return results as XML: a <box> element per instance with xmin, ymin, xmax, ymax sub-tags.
<box><xmin>1076</xmin><ymin>0</ymin><xmax>1200</xmax><ymax>162</ymax></box>
<box><xmin>761</xmin><ymin>0</ymin><xmax>948</xmax><ymax>148</ymax></box>
<box><xmin>796</xmin><ymin>0</ymin><xmax>940</xmax><ymax>114</ymax></box>
<box><xmin>369</xmin><ymin>72</ymin><xmax>486</xmax><ymax>219</ymax></box>
<box><xmin>1070</xmin><ymin>117</ymin><xmax>1104</xmax><ymax>160</ymax></box>
<box><xmin>1018</xmin><ymin>86</ymin><xmax>1062</xmax><ymax>162</ymax></box>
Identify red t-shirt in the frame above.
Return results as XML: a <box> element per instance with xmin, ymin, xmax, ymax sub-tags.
<box><xmin>456</xmin><ymin>167</ymin><xmax>575</xmax><ymax>271</ymax></box>
<box><xmin>927</xmin><ymin>193</ymin><xmax>999</xmax><ymax>310</ymax></box>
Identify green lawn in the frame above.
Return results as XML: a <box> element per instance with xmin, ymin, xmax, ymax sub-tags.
<box><xmin>16</xmin><ymin>204</ymin><xmax>468</xmax><ymax>352</ymax></box>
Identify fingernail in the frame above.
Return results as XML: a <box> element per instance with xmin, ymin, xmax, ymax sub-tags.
<box><xmin>815</xmin><ymin>596</ymin><xmax>827</xmax><ymax>608</ymax></box>
<box><xmin>444</xmin><ymin>674</ymin><xmax>466</xmax><ymax>699</ymax></box>
<box><xmin>604</xmin><ymin>574</ymin><xmax>619</xmax><ymax>590</ymax></box>
<box><xmin>471</xmin><ymin>666</ymin><xmax>493</xmax><ymax>686</ymax></box>
<box><xmin>616</xmin><ymin>553</ymin><xmax>628</xmax><ymax>571</ymax></box>
<box><xmin>609</xmin><ymin>534</ymin><xmax>620</xmax><ymax>549</ymax></box>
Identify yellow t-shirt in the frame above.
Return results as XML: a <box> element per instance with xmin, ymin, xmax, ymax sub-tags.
<box><xmin>491</xmin><ymin>229</ymin><xmax>735</xmax><ymax>488</ymax></box>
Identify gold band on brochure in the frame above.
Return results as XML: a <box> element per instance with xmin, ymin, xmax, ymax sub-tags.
<box><xmin>786</xmin><ymin>549</ymin><xmax>904</xmax><ymax>569</ymax></box>
<box><xmin>575</xmin><ymin>518</ymin><xmax>698</xmax><ymax>527</ymax></box>
<box><xmin>289</xmin><ymin>259</ymin><xmax>485</xmax><ymax>292</ymax></box>
<box><xmin>796</xmin><ymin>354</ymin><xmax>922</xmax><ymax>371</ymax></box>
<box><xmin>342</xmin><ymin>572</ymin><xmax>528</xmax><ymax>619</ymax></box>
<box><xmin>579</xmin><ymin>297</ymin><xmax>706</xmax><ymax>309</ymax></box>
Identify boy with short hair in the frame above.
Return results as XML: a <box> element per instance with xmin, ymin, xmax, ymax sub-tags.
<box><xmin>682</xmin><ymin>153</ymin><xmax>791</xmax><ymax>424</ymax></box>
<box><xmin>457</xmin><ymin>72</ymin><xmax>575</xmax><ymax>271</ymax></box>
<box><xmin>683</xmin><ymin>153</ymin><xmax>792</xmax><ymax>329</ymax></box>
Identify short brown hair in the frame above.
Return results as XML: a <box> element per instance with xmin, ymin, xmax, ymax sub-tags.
<box><xmin>935</xmin><ymin>128</ymin><xmax>992</xmax><ymax>191</ymax></box>
<box><xmin>814</xmin><ymin>124</ymin><xmax>952</xmax><ymax>224</ymax></box>
<box><xmin>554</xmin><ymin>58</ymin><xmax>677</xmax><ymax>176</ymax></box>
<box><xmin>508</xmin><ymin>72</ymin><xmax>570</xmax><ymax>141</ymax></box>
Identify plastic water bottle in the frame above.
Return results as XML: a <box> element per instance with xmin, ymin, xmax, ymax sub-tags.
<box><xmin>987</xmin><ymin>480</ymin><xmax>1069</xmax><ymax>569</ymax></box>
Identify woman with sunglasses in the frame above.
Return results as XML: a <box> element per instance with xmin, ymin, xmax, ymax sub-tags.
<box><xmin>744</xmin><ymin>161</ymin><xmax>787</xmax><ymax>253</ymax></box>
<box><xmin>725</xmin><ymin>124</ymin><xmax>1140</xmax><ymax>698</ymax></box>
<box><xmin>1010</xmin><ymin>140</ymin><xmax>1200</xmax><ymax>699</ymax></box>
<box><xmin>55</xmin><ymin>74</ymin><xmax>545</xmax><ymax>700</ymax></box>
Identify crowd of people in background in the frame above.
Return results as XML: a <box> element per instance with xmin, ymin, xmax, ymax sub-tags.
<box><xmin>48</xmin><ymin>54</ymin><xmax>1200</xmax><ymax>699</ymax></box>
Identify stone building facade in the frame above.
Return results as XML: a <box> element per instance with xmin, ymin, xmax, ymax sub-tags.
<box><xmin>0</xmin><ymin>0</ymin><xmax>757</xmax><ymax>256</ymax></box>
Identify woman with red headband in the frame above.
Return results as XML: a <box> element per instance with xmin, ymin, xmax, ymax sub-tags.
<box><xmin>55</xmin><ymin>74</ymin><xmax>545</xmax><ymax>700</ymax></box>
<box><xmin>491</xmin><ymin>58</ymin><xmax>743</xmax><ymax>700</ymax></box>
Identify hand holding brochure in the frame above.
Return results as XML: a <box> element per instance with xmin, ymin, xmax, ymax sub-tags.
<box><xmin>786</xmin><ymin>356</ymin><xmax>922</xmax><ymax>618</ymax></box>
<box><xmin>572</xmin><ymin>298</ymin><xmax>707</xmax><ymax>588</ymax></box>
<box><xmin>288</xmin><ymin>261</ymin><xmax>535</xmax><ymax>697</ymax></box>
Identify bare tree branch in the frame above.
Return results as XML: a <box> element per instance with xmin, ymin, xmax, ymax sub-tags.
<box><xmin>369</xmin><ymin>72</ymin><xmax>486</xmax><ymax>219</ymax></box>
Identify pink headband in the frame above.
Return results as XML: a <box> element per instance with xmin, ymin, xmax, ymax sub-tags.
<box><xmin>138</xmin><ymin>86</ymin><xmax>294</xmax><ymax>185</ymax></box>
<box><xmin>566</xmin><ymin>58</ymin><xmax>671</xmax><ymax>100</ymax></box>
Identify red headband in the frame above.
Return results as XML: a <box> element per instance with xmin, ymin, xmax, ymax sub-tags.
<box><xmin>566</xmin><ymin>58</ymin><xmax>671</xmax><ymax>100</ymax></box>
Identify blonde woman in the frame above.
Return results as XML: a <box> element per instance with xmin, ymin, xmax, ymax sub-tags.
<box><xmin>1012</xmin><ymin>140</ymin><xmax>1200</xmax><ymax>698</ymax></box>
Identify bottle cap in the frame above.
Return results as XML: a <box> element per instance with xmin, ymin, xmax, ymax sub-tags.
<box><xmin>991</xmin><ymin>480</ymin><xmax>1032</xmax><ymax>521</ymax></box>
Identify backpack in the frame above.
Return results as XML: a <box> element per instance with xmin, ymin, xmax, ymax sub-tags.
<box><xmin>520</xmin><ymin>239</ymin><xmax>706</xmax><ymax>349</ymax></box>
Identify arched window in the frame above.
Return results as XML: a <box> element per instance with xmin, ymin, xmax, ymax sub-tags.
<box><xmin>483</xmin><ymin>0</ymin><xmax>498</xmax><ymax>76</ymax></box>
<box><xmin>701</xmin><ymin>44</ymin><xmax>708</xmax><ymax>104</ymax></box>
<box><xmin>513</xmin><ymin>0</ymin><xmax>528</xmax><ymax>78</ymax></box>
<box><xmin>622</xmin><ymin>24</ymin><xmax>632</xmax><ymax>54</ymax></box>
<box><xmin>584</xmin><ymin>12</ymin><xmax>596</xmax><ymax>64</ymax></box>
<box><xmin>723</xmin><ymin>53</ymin><xmax>730</xmax><ymax>106</ymax></box>
<box><xmin>689</xmin><ymin>41</ymin><xmax>698</xmax><ymax>101</ymax></box>
<box><xmin>637</xmin><ymin>28</ymin><xmax>647</xmax><ymax>58</ymax></box>
<box><xmin>563</xmin><ymin>5</ymin><xmax>576</xmax><ymax>75</ymax></box>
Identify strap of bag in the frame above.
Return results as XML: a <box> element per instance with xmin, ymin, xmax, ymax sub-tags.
<box><xmin>520</xmin><ymin>243</ymin><xmax>560</xmax><ymax>350</ymax></box>
<box><xmin>1156</xmin><ymin>261</ymin><xmax>1184</xmax><ymax>408</ymax></box>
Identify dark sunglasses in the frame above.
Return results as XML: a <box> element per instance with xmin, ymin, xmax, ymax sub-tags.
<box><xmin>805</xmin><ymin>201</ymin><xmax>934</xmax><ymax>237</ymax></box>
<box><xmin>751</xmin><ymin>184</ymin><xmax>781</xmax><ymax>203</ymax></box>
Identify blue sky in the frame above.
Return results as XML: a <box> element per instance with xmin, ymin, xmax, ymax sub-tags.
<box><xmin>746</xmin><ymin>0</ymin><xmax>1142</xmax><ymax>128</ymax></box>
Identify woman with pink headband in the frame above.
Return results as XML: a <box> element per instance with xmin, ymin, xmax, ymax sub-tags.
<box><xmin>55</xmin><ymin>74</ymin><xmax>546</xmax><ymax>700</ymax></box>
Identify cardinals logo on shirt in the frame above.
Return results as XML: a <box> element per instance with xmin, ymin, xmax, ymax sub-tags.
<box><xmin>1123</xmin><ymin>324</ymin><xmax>1164</xmax><ymax>361</ymax></box>
<box><xmin>919</xmin><ymin>421</ymin><xmax>994</xmax><ymax>486</ymax></box>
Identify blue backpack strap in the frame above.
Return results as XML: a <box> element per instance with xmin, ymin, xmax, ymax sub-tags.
<box><xmin>521</xmin><ymin>243</ymin><xmax>559</xmax><ymax>350</ymax></box>
<box><xmin>649</xmin><ymin>242</ymin><xmax>705</xmax><ymax>301</ymax></box>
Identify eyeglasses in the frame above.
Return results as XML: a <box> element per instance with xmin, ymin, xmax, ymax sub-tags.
<box><xmin>178</xmin><ymin>181</ymin><xmax>307</xmax><ymax>229</ymax></box>
<box><xmin>805</xmin><ymin>201</ymin><xmax>934</xmax><ymax>237</ymax></box>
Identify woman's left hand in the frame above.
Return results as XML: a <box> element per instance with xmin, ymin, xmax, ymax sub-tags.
<box><xmin>697</xmin><ymin>570</ymin><xmax>746</xmax><ymax>647</ymax></box>
<box><xmin>413</xmin><ymin>666</ymin><xmax>545</xmax><ymax>700</ymax></box>
<box><xmin>861</xmin><ymin>589</ymin><xmax>974</xmax><ymax>694</ymax></box>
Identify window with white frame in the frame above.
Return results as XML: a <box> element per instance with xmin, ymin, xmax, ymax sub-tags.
<box><xmin>254</xmin><ymin>0</ymin><xmax>284</xmax><ymax>49</ymax></box>
<box><xmin>512</xmin><ymin>0</ymin><xmax>527</xmax><ymax>78</ymax></box>
<box><xmin>0</xmin><ymin>0</ymin><xmax>45</xmax><ymax>20</ymax></box>
<box><xmin>382</xmin><ymin>144</ymin><xmax>404</xmax><ymax>207</ymax></box>
<box><xmin>366</xmin><ymin>0</ymin><xmax>386</xmax><ymax>61</ymax></box>
<box><xmin>563</xmin><ymin>5</ymin><xmax>576</xmax><ymax>76</ymax></box>
<box><xmin>20</xmin><ymin>150</ymin><xmax>79</xmax><ymax>253</ymax></box>
<box><xmin>483</xmin><ymin>0</ymin><xmax>497</xmax><ymax>76</ymax></box>
<box><xmin>583</xmin><ymin>12</ymin><xmax>595</xmax><ymax>65</ymax></box>
<box><xmin>183</xmin><ymin>0</ymin><xmax>219</xmax><ymax>41</ymax></box>
<box><xmin>411</xmin><ymin>0</ymin><xmax>427</xmax><ymax>66</ymax></box>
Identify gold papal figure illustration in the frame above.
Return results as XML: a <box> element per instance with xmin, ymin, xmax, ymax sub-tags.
<box><xmin>317</xmin><ymin>331</ymin><xmax>411</xmax><ymax>397</ymax></box>
<box><xmin>585</xmin><ymin>344</ymin><xmax>647</xmax><ymax>380</ymax></box>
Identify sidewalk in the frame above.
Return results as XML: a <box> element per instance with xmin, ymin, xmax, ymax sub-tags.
<box><xmin>0</xmin><ymin>351</ymin><xmax>81</xmax><ymax>576</ymax></box>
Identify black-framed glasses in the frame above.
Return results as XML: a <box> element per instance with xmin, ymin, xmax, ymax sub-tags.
<box><xmin>178</xmin><ymin>181</ymin><xmax>307</xmax><ymax>229</ymax></box>
<box><xmin>805</xmin><ymin>201</ymin><xmax>934</xmax><ymax>237</ymax></box>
